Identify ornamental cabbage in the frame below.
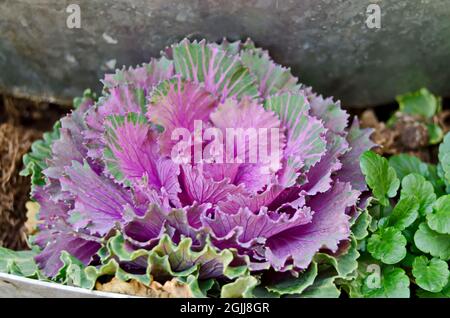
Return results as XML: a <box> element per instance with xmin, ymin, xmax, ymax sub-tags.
<box><xmin>22</xmin><ymin>39</ymin><xmax>374</xmax><ymax>294</ymax></box>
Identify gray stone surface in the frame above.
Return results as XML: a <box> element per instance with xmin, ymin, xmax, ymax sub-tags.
<box><xmin>1</xmin><ymin>0</ymin><xmax>450</xmax><ymax>107</ymax></box>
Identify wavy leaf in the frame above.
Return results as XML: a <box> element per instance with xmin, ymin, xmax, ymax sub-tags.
<box><xmin>264</xmin><ymin>93</ymin><xmax>326</xmax><ymax>186</ymax></box>
<box><xmin>171</xmin><ymin>39</ymin><xmax>259</xmax><ymax>101</ymax></box>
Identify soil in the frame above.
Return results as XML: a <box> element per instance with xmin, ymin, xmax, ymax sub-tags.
<box><xmin>0</xmin><ymin>94</ymin><xmax>448</xmax><ymax>250</ymax></box>
<box><xmin>0</xmin><ymin>95</ymin><xmax>67</xmax><ymax>250</ymax></box>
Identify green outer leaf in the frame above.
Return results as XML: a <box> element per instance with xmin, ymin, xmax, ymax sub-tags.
<box><xmin>388</xmin><ymin>154</ymin><xmax>429</xmax><ymax>181</ymax></box>
<box><xmin>85</xmin><ymin>258</ymin><xmax>151</xmax><ymax>288</ymax></box>
<box><xmin>314</xmin><ymin>236</ymin><xmax>360</xmax><ymax>279</ymax></box>
<box><xmin>438</xmin><ymin>132</ymin><xmax>450</xmax><ymax>188</ymax></box>
<box><xmin>400</xmin><ymin>173</ymin><xmax>436</xmax><ymax>216</ymax></box>
<box><xmin>0</xmin><ymin>247</ymin><xmax>40</xmax><ymax>278</ymax></box>
<box><xmin>412</xmin><ymin>256</ymin><xmax>449</xmax><ymax>293</ymax></box>
<box><xmin>58</xmin><ymin>252</ymin><xmax>97</xmax><ymax>289</ymax></box>
<box><xmin>266</xmin><ymin>262</ymin><xmax>318</xmax><ymax>295</ymax></box>
<box><xmin>2</xmin><ymin>232</ymin><xmax>252</xmax><ymax>297</ymax></box>
<box><xmin>251</xmin><ymin>286</ymin><xmax>281</xmax><ymax>298</ymax></box>
<box><xmin>414</xmin><ymin>222</ymin><xmax>450</xmax><ymax>260</ymax></box>
<box><xmin>47</xmin><ymin>232</ymin><xmax>253</xmax><ymax>297</ymax></box>
<box><xmin>360</xmin><ymin>151</ymin><xmax>400</xmax><ymax>206</ymax></box>
<box><xmin>396</xmin><ymin>88</ymin><xmax>439</xmax><ymax>118</ymax></box>
<box><xmin>367</xmin><ymin>227</ymin><xmax>407</xmax><ymax>264</ymax></box>
<box><xmin>387</xmin><ymin>196</ymin><xmax>419</xmax><ymax>230</ymax></box>
<box><xmin>298</xmin><ymin>274</ymin><xmax>340</xmax><ymax>298</ymax></box>
<box><xmin>66</xmin><ymin>235</ymin><xmax>154</xmax><ymax>288</ymax></box>
<box><xmin>107</xmin><ymin>233</ymin><xmax>248</xmax><ymax>280</ymax></box>
<box><xmin>20</xmin><ymin>121</ymin><xmax>61</xmax><ymax>188</ymax></box>
<box><xmin>426</xmin><ymin>195</ymin><xmax>450</xmax><ymax>234</ymax></box>
<box><xmin>220</xmin><ymin>276</ymin><xmax>259</xmax><ymax>298</ymax></box>
<box><xmin>352</xmin><ymin>210</ymin><xmax>372</xmax><ymax>240</ymax></box>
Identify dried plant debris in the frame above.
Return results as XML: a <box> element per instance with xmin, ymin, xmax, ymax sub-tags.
<box><xmin>24</xmin><ymin>201</ymin><xmax>40</xmax><ymax>235</ymax></box>
<box><xmin>0</xmin><ymin>94</ymin><xmax>66</xmax><ymax>249</ymax></box>
<box><xmin>95</xmin><ymin>278</ymin><xmax>193</xmax><ymax>298</ymax></box>
<box><xmin>360</xmin><ymin>88</ymin><xmax>446</xmax><ymax>162</ymax></box>
<box><xmin>360</xmin><ymin>110</ymin><xmax>397</xmax><ymax>155</ymax></box>
<box><xmin>0</xmin><ymin>123</ymin><xmax>41</xmax><ymax>249</ymax></box>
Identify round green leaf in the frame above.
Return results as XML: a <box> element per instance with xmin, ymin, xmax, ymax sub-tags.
<box><xmin>396</xmin><ymin>88</ymin><xmax>439</xmax><ymax>119</ymax></box>
<box><xmin>414</xmin><ymin>222</ymin><xmax>450</xmax><ymax>260</ymax></box>
<box><xmin>360</xmin><ymin>151</ymin><xmax>400</xmax><ymax>207</ymax></box>
<box><xmin>416</xmin><ymin>282</ymin><xmax>450</xmax><ymax>298</ymax></box>
<box><xmin>427</xmin><ymin>195</ymin><xmax>450</xmax><ymax>234</ymax></box>
<box><xmin>438</xmin><ymin>133</ymin><xmax>450</xmax><ymax>186</ymax></box>
<box><xmin>367</xmin><ymin>227</ymin><xmax>407</xmax><ymax>264</ymax></box>
<box><xmin>389</xmin><ymin>154</ymin><xmax>429</xmax><ymax>181</ymax></box>
<box><xmin>361</xmin><ymin>265</ymin><xmax>410</xmax><ymax>298</ymax></box>
<box><xmin>387</xmin><ymin>196</ymin><xmax>419</xmax><ymax>230</ymax></box>
<box><xmin>427</xmin><ymin>123</ymin><xmax>444</xmax><ymax>145</ymax></box>
<box><xmin>400</xmin><ymin>173</ymin><xmax>436</xmax><ymax>216</ymax></box>
<box><xmin>412</xmin><ymin>256</ymin><xmax>449</xmax><ymax>293</ymax></box>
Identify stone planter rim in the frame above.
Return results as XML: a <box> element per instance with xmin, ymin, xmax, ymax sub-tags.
<box><xmin>0</xmin><ymin>272</ymin><xmax>134</xmax><ymax>298</ymax></box>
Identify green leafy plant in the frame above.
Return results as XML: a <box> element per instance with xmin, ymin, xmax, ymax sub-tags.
<box><xmin>349</xmin><ymin>134</ymin><xmax>450</xmax><ymax>298</ymax></box>
<box><xmin>393</xmin><ymin>88</ymin><xmax>444</xmax><ymax>145</ymax></box>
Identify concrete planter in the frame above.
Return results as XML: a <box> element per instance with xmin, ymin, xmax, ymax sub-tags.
<box><xmin>1</xmin><ymin>0</ymin><xmax>450</xmax><ymax>107</ymax></box>
<box><xmin>0</xmin><ymin>272</ymin><xmax>132</xmax><ymax>298</ymax></box>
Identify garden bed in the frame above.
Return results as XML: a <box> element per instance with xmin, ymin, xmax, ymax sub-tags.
<box><xmin>0</xmin><ymin>39</ymin><xmax>449</xmax><ymax>299</ymax></box>
<box><xmin>1</xmin><ymin>91</ymin><xmax>448</xmax><ymax>298</ymax></box>
<box><xmin>0</xmin><ymin>95</ymin><xmax>67</xmax><ymax>250</ymax></box>
<box><xmin>1</xmin><ymin>93</ymin><xmax>448</xmax><ymax>253</ymax></box>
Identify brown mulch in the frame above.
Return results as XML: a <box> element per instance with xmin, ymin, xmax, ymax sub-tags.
<box><xmin>357</xmin><ymin>101</ymin><xmax>450</xmax><ymax>163</ymax></box>
<box><xmin>95</xmin><ymin>277</ymin><xmax>193</xmax><ymax>298</ymax></box>
<box><xmin>360</xmin><ymin>110</ymin><xmax>432</xmax><ymax>161</ymax></box>
<box><xmin>0</xmin><ymin>122</ymin><xmax>40</xmax><ymax>249</ymax></box>
<box><xmin>0</xmin><ymin>95</ymin><xmax>66</xmax><ymax>250</ymax></box>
